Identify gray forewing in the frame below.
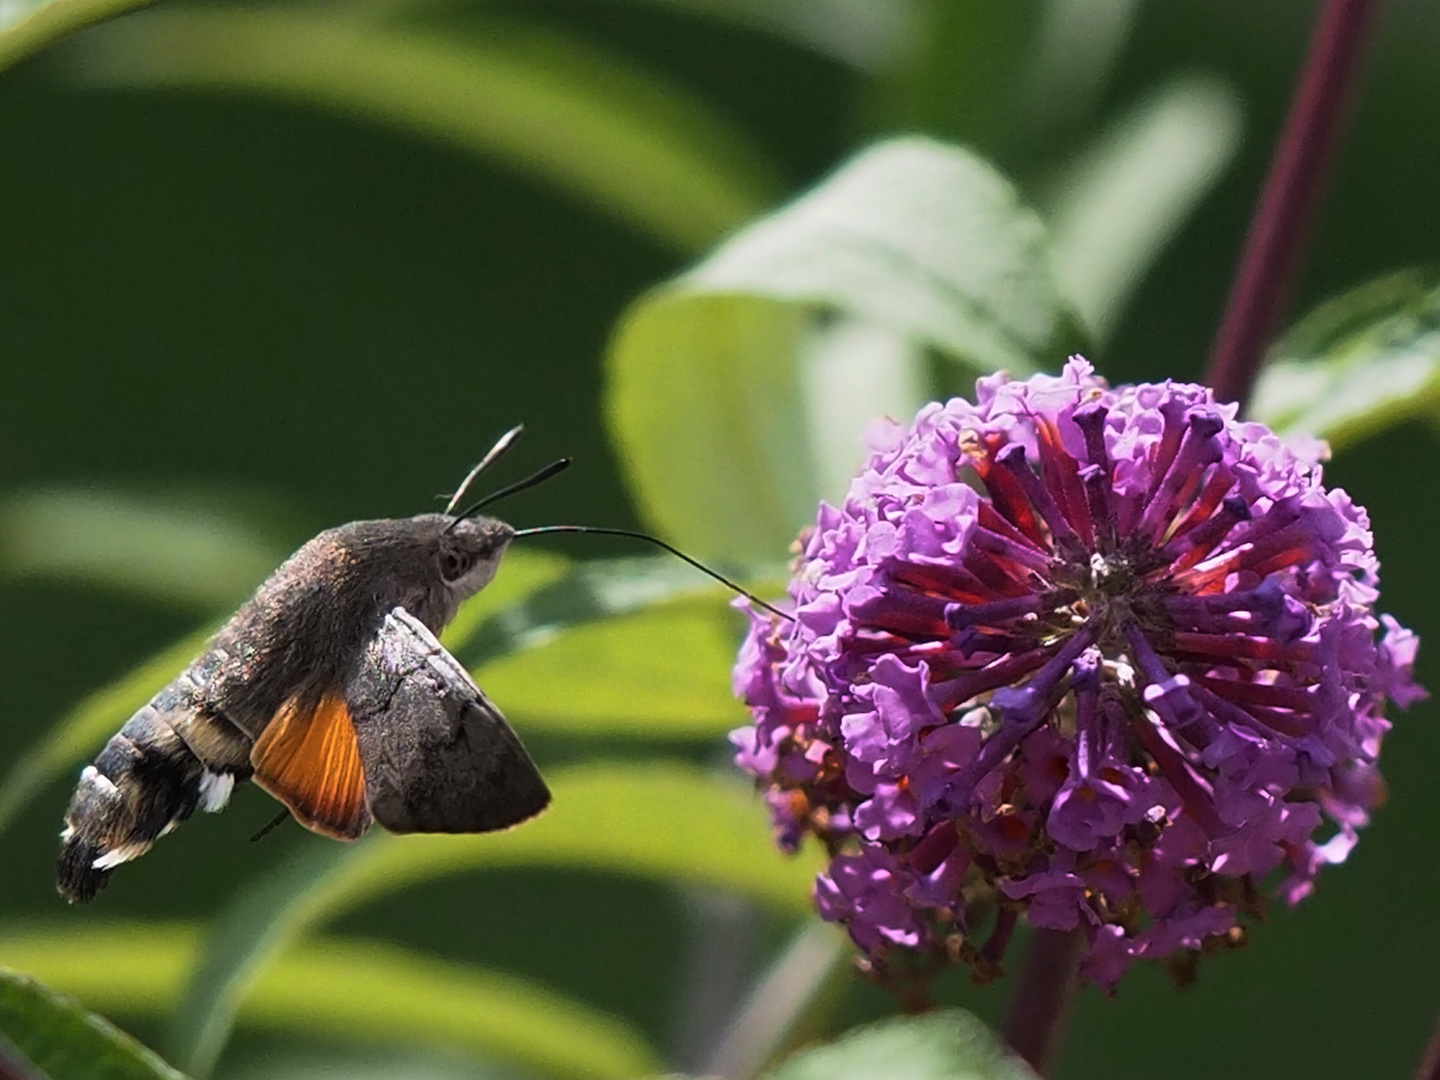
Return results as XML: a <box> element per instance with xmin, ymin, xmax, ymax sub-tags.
<box><xmin>346</xmin><ymin>607</ymin><xmax>550</xmax><ymax>833</ymax></box>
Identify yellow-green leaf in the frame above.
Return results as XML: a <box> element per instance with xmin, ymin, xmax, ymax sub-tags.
<box><xmin>0</xmin><ymin>966</ymin><xmax>188</xmax><ymax>1080</ymax></box>
<box><xmin>476</xmin><ymin>598</ymin><xmax>745</xmax><ymax>736</ymax></box>
<box><xmin>0</xmin><ymin>925</ymin><xmax>659</xmax><ymax>1080</ymax></box>
<box><xmin>1251</xmin><ymin>268</ymin><xmax>1440</xmax><ymax>449</ymax></box>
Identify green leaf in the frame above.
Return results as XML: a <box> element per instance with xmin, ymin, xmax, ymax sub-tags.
<box><xmin>66</xmin><ymin>7</ymin><xmax>781</xmax><ymax>252</ymax></box>
<box><xmin>242</xmin><ymin>938</ymin><xmax>662</xmax><ymax>1080</ymax></box>
<box><xmin>475</xmin><ymin>595</ymin><xmax>745</xmax><ymax>738</ymax></box>
<box><xmin>761</xmin><ymin>1010</ymin><xmax>1037</xmax><ymax>1080</ymax></box>
<box><xmin>170</xmin><ymin>763</ymin><xmax>814</xmax><ymax>1076</ymax></box>
<box><xmin>452</xmin><ymin>552</ymin><xmax>783</xmax><ymax>674</ymax></box>
<box><xmin>608</xmin><ymin>296</ymin><xmax>822</xmax><ymax>562</ymax></box>
<box><xmin>0</xmin><ymin>967</ymin><xmax>189</xmax><ymax>1080</ymax></box>
<box><xmin>1044</xmin><ymin>75</ymin><xmax>1242</xmax><ymax>343</ymax></box>
<box><xmin>0</xmin><ymin>623</ymin><xmax>218</xmax><ymax>841</ymax></box>
<box><xmin>1250</xmin><ymin>268</ymin><xmax>1440</xmax><ymax>449</ymax></box>
<box><xmin>441</xmin><ymin>548</ymin><xmax>572</xmax><ymax>654</ymax></box>
<box><xmin>0</xmin><ymin>0</ymin><xmax>155</xmax><ymax>73</ymax></box>
<box><xmin>627</xmin><ymin>0</ymin><xmax>912</xmax><ymax>70</ymax></box>
<box><xmin>0</xmin><ymin>488</ymin><xmax>288</xmax><ymax>610</ymax></box>
<box><xmin>606</xmin><ymin>136</ymin><xmax>1072</xmax><ymax>560</ymax></box>
<box><xmin>0</xmin><ymin>927</ymin><xmax>659</xmax><ymax>1080</ymax></box>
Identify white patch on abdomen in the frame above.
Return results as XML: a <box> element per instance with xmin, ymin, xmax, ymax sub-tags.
<box><xmin>198</xmin><ymin>771</ymin><xmax>235</xmax><ymax>813</ymax></box>
<box><xmin>92</xmin><ymin>841</ymin><xmax>151</xmax><ymax>870</ymax></box>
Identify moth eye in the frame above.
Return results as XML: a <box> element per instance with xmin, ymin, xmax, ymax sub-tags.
<box><xmin>439</xmin><ymin>549</ymin><xmax>474</xmax><ymax>582</ymax></box>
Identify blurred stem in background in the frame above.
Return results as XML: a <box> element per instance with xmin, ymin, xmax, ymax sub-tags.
<box><xmin>1204</xmin><ymin>0</ymin><xmax>1385</xmax><ymax>409</ymax></box>
<box><xmin>1002</xmin><ymin>929</ymin><xmax>1085</xmax><ymax>1078</ymax></box>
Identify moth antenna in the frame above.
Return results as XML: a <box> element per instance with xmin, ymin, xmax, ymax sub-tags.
<box><xmin>511</xmin><ymin>525</ymin><xmax>793</xmax><ymax>621</ymax></box>
<box><xmin>447</xmin><ymin>458</ymin><xmax>572</xmax><ymax>532</ymax></box>
<box><xmin>444</xmin><ymin>424</ymin><xmax>526</xmax><ymax>515</ymax></box>
<box><xmin>250</xmin><ymin>807</ymin><xmax>291</xmax><ymax>843</ymax></box>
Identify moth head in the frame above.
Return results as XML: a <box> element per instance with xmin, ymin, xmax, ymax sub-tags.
<box><xmin>436</xmin><ymin>514</ymin><xmax>515</xmax><ymax>599</ymax></box>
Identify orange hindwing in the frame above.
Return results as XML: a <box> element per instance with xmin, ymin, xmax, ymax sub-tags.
<box><xmin>251</xmin><ymin>693</ymin><xmax>372</xmax><ymax>840</ymax></box>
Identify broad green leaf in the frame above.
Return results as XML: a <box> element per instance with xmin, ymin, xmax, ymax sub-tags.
<box><xmin>0</xmin><ymin>927</ymin><xmax>659</xmax><ymax>1080</ymax></box>
<box><xmin>1045</xmin><ymin>75</ymin><xmax>1241</xmax><ymax>343</ymax></box>
<box><xmin>1251</xmin><ymin>268</ymin><xmax>1440</xmax><ymax>449</ymax></box>
<box><xmin>475</xmin><ymin>597</ymin><xmax>745</xmax><ymax>737</ymax></box>
<box><xmin>0</xmin><ymin>0</ymin><xmax>154</xmax><ymax>72</ymax></box>
<box><xmin>761</xmin><ymin>1010</ymin><xmax>1037</xmax><ymax>1080</ymax></box>
<box><xmin>0</xmin><ymin>967</ymin><xmax>188</xmax><ymax>1080</ymax></box>
<box><xmin>608</xmin><ymin>296</ymin><xmax>821</xmax><ymax>562</ymax></box>
<box><xmin>0</xmin><ymin>488</ymin><xmax>287</xmax><ymax>610</ymax></box>
<box><xmin>170</xmin><ymin>763</ymin><xmax>814</xmax><ymax>1076</ymax></box>
<box><xmin>67</xmin><ymin>8</ymin><xmax>781</xmax><ymax>252</ymax></box>
<box><xmin>442</xmin><ymin>548</ymin><xmax>571</xmax><ymax>653</ymax></box>
<box><xmin>0</xmin><ymin>624</ymin><xmax>217</xmax><ymax>841</ymax></box>
<box><xmin>606</xmin><ymin>136</ymin><xmax>1073</xmax><ymax>561</ymax></box>
<box><xmin>452</xmin><ymin>553</ymin><xmax>784</xmax><ymax>672</ymax></box>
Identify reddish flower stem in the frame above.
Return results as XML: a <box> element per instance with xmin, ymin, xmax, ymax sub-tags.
<box><xmin>1002</xmin><ymin>927</ymin><xmax>1085</xmax><ymax>1077</ymax></box>
<box><xmin>1203</xmin><ymin>0</ymin><xmax>1386</xmax><ymax>410</ymax></box>
<box><xmin>1414</xmin><ymin>1011</ymin><xmax>1440</xmax><ymax>1080</ymax></box>
<box><xmin>0</xmin><ymin>1038</ymin><xmax>42</xmax><ymax>1080</ymax></box>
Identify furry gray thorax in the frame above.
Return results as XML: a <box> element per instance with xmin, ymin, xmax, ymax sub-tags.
<box><xmin>195</xmin><ymin>513</ymin><xmax>513</xmax><ymax>739</ymax></box>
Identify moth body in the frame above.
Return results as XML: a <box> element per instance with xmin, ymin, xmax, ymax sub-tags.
<box><xmin>57</xmin><ymin>512</ymin><xmax>550</xmax><ymax>903</ymax></box>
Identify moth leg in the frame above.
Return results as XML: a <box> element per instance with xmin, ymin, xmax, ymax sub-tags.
<box><xmin>57</xmin><ymin>698</ymin><xmax>251</xmax><ymax>904</ymax></box>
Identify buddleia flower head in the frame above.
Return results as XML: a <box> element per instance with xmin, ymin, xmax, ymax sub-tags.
<box><xmin>733</xmin><ymin>358</ymin><xmax>1423</xmax><ymax>989</ymax></box>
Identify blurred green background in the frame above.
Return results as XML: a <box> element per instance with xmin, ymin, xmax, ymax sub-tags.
<box><xmin>1</xmin><ymin>1</ymin><xmax>1439</xmax><ymax>1078</ymax></box>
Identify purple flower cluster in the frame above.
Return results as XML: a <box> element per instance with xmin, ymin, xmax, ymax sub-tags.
<box><xmin>733</xmin><ymin>358</ymin><xmax>1422</xmax><ymax>989</ymax></box>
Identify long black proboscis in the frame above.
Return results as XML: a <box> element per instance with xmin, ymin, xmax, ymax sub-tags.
<box><xmin>511</xmin><ymin>524</ymin><xmax>793</xmax><ymax>621</ymax></box>
<box><xmin>449</xmin><ymin>458</ymin><xmax>572</xmax><ymax>528</ymax></box>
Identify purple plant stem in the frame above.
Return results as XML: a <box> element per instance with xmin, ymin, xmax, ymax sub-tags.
<box><xmin>1413</xmin><ymin>1012</ymin><xmax>1440</xmax><ymax>1080</ymax></box>
<box><xmin>0</xmin><ymin>1037</ymin><xmax>42</xmax><ymax>1080</ymax></box>
<box><xmin>1203</xmin><ymin>0</ymin><xmax>1386</xmax><ymax>410</ymax></box>
<box><xmin>1002</xmin><ymin>927</ymin><xmax>1085</xmax><ymax>1077</ymax></box>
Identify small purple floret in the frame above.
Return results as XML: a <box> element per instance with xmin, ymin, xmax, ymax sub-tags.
<box><xmin>732</xmin><ymin>358</ymin><xmax>1423</xmax><ymax>990</ymax></box>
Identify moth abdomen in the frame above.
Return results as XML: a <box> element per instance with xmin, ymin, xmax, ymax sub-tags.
<box><xmin>57</xmin><ymin>698</ymin><xmax>252</xmax><ymax>904</ymax></box>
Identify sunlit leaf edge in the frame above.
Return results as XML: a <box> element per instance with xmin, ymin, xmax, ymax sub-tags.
<box><xmin>1252</xmin><ymin>267</ymin><xmax>1440</xmax><ymax>448</ymax></box>
<box><xmin>760</xmin><ymin>1009</ymin><xmax>1037</xmax><ymax>1080</ymax></box>
<box><xmin>0</xmin><ymin>0</ymin><xmax>153</xmax><ymax>71</ymax></box>
<box><xmin>0</xmin><ymin>966</ymin><xmax>189</xmax><ymax>1080</ymax></box>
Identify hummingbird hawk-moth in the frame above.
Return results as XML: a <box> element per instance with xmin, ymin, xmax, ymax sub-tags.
<box><xmin>56</xmin><ymin>429</ymin><xmax>557</xmax><ymax>903</ymax></box>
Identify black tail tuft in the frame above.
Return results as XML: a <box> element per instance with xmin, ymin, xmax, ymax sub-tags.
<box><xmin>55</xmin><ymin>701</ymin><xmax>251</xmax><ymax>903</ymax></box>
<box><xmin>57</xmin><ymin>836</ymin><xmax>111</xmax><ymax>904</ymax></box>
